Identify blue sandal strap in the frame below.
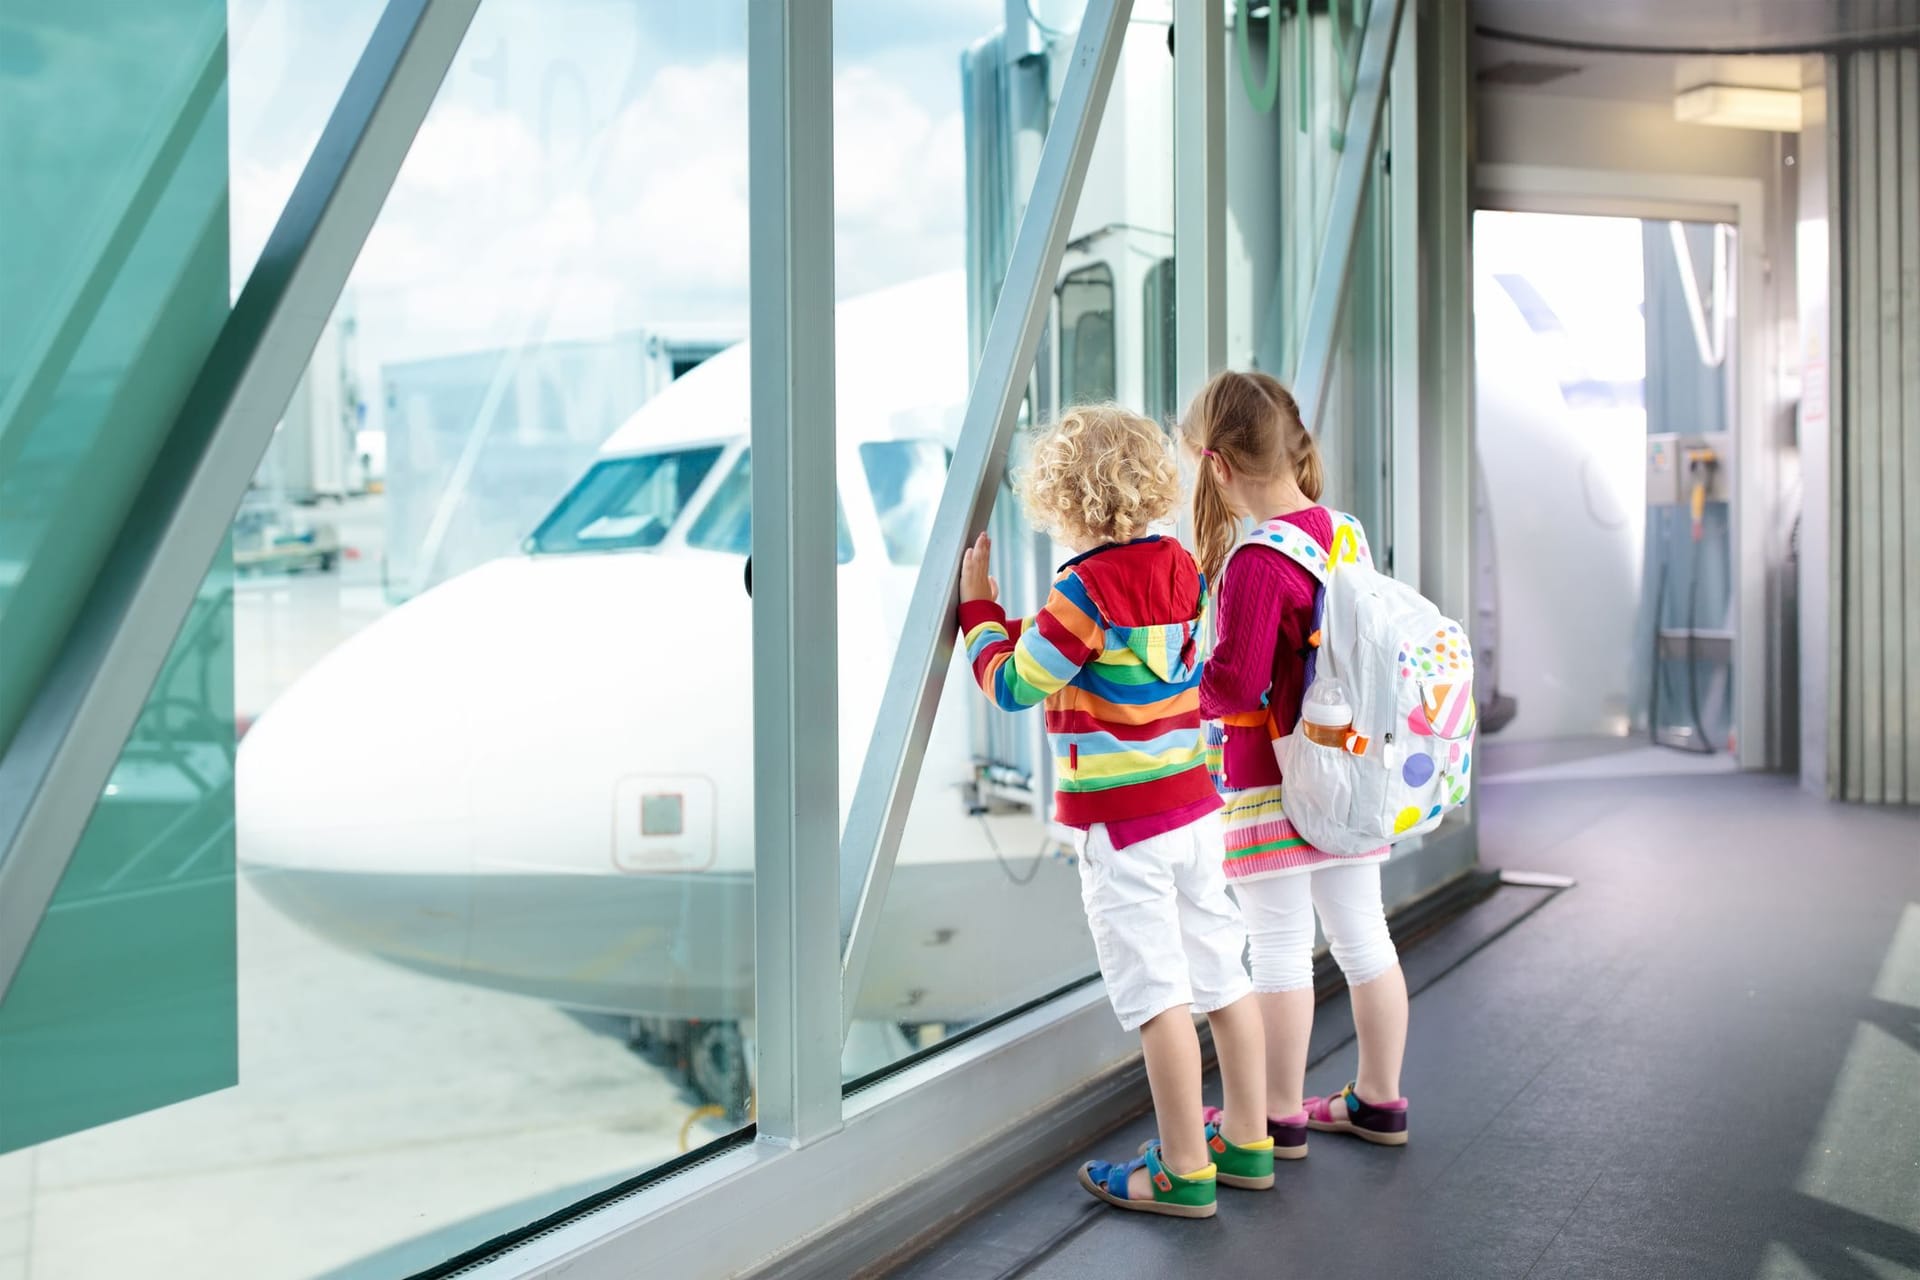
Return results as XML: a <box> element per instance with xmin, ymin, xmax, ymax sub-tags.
<box><xmin>1087</xmin><ymin>1150</ymin><xmax>1153</xmax><ymax>1200</ymax></box>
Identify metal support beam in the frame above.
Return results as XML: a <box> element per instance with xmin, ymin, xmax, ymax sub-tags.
<box><xmin>1415</xmin><ymin>0</ymin><xmax>1474</xmax><ymax>633</ymax></box>
<box><xmin>838</xmin><ymin>0</ymin><xmax>1134</xmax><ymax>1034</ymax></box>
<box><xmin>749</xmin><ymin>0</ymin><xmax>842</xmax><ymax>1146</ymax></box>
<box><xmin>0</xmin><ymin>0</ymin><xmax>480</xmax><ymax>1004</ymax></box>
<box><xmin>1386</xmin><ymin>0</ymin><xmax>1420</xmax><ymax>585</ymax></box>
<box><xmin>1174</xmin><ymin>0</ymin><xmax>1226</xmax><ymax>409</ymax></box>
<box><xmin>1290</xmin><ymin>0</ymin><xmax>1405</xmax><ymax>436</ymax></box>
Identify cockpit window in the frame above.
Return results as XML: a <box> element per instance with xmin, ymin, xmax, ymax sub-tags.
<box><xmin>859</xmin><ymin>440</ymin><xmax>948</xmax><ymax>566</ymax></box>
<box><xmin>687</xmin><ymin>449</ymin><xmax>855</xmax><ymax>563</ymax></box>
<box><xmin>529</xmin><ymin>446</ymin><xmax>724</xmax><ymax>554</ymax></box>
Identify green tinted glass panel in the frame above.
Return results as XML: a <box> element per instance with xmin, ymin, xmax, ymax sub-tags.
<box><xmin>0</xmin><ymin>558</ymin><xmax>237</xmax><ymax>1152</ymax></box>
<box><xmin>0</xmin><ymin>0</ymin><xmax>230</xmax><ymax>752</ymax></box>
<box><xmin>0</xmin><ymin>0</ymin><xmax>238</xmax><ymax>1151</ymax></box>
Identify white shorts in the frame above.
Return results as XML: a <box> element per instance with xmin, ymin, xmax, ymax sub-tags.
<box><xmin>1074</xmin><ymin>816</ymin><xmax>1253</xmax><ymax>1032</ymax></box>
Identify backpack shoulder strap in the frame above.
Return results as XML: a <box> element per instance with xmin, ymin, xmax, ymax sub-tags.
<box><xmin>1227</xmin><ymin>516</ymin><xmax>1328</xmax><ymax>584</ymax></box>
<box><xmin>1325</xmin><ymin>510</ymin><xmax>1374</xmax><ymax>572</ymax></box>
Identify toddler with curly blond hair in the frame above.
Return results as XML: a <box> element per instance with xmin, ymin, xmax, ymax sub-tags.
<box><xmin>957</xmin><ymin>404</ymin><xmax>1271</xmax><ymax>1220</ymax></box>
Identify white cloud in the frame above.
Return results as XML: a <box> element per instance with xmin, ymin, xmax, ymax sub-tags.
<box><xmin>395</xmin><ymin>104</ymin><xmax>547</xmax><ymax>194</ymax></box>
<box><xmin>235</xmin><ymin>46</ymin><xmax>978</xmax><ymax>434</ymax></box>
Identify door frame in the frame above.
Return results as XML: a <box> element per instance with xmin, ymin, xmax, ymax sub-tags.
<box><xmin>1473</xmin><ymin>163</ymin><xmax>1779</xmax><ymax>771</ymax></box>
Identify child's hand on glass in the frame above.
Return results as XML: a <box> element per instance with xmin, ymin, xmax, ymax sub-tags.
<box><xmin>959</xmin><ymin>532</ymin><xmax>999</xmax><ymax>604</ymax></box>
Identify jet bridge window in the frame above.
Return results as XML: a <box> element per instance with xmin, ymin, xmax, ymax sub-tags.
<box><xmin>528</xmin><ymin>446</ymin><xmax>723</xmax><ymax>554</ymax></box>
<box><xmin>1143</xmin><ymin>257</ymin><xmax>1177</xmax><ymax>427</ymax></box>
<box><xmin>687</xmin><ymin>448</ymin><xmax>855</xmax><ymax>563</ymax></box>
<box><xmin>859</xmin><ymin>440</ymin><xmax>948</xmax><ymax>566</ymax></box>
<box><xmin>1058</xmin><ymin>262</ymin><xmax>1116</xmax><ymax>407</ymax></box>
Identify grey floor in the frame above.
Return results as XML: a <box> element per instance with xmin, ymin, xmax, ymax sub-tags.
<box><xmin>1478</xmin><ymin>734</ymin><xmax>1739</xmax><ymax>785</ymax></box>
<box><xmin>884</xmin><ymin>773</ymin><xmax>1920</xmax><ymax>1280</ymax></box>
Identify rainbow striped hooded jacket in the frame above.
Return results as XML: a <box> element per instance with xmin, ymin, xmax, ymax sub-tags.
<box><xmin>957</xmin><ymin>536</ymin><xmax>1219</xmax><ymax>827</ymax></box>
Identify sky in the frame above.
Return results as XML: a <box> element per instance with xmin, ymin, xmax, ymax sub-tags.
<box><xmin>225</xmin><ymin>0</ymin><xmax>1073</xmax><ymax>436</ymax></box>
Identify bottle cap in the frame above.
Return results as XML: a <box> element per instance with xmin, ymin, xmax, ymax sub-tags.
<box><xmin>1300</xmin><ymin>677</ymin><xmax>1352</xmax><ymax>727</ymax></box>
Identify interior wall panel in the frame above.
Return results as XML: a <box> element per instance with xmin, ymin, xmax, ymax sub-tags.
<box><xmin>1834</xmin><ymin>46</ymin><xmax>1920</xmax><ymax>805</ymax></box>
<box><xmin>1901</xmin><ymin>47</ymin><xmax>1920</xmax><ymax>805</ymax></box>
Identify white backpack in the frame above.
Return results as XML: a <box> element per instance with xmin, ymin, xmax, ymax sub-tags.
<box><xmin>1220</xmin><ymin>511</ymin><xmax>1477</xmax><ymax>854</ymax></box>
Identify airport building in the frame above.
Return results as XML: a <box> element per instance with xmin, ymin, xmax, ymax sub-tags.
<box><xmin>1</xmin><ymin>1</ymin><xmax>1916</xmax><ymax>1276</ymax></box>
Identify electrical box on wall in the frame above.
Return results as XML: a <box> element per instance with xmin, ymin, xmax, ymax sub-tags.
<box><xmin>1646</xmin><ymin>432</ymin><xmax>1732</xmax><ymax>507</ymax></box>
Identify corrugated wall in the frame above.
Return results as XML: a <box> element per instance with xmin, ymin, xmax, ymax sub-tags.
<box><xmin>1833</xmin><ymin>46</ymin><xmax>1920</xmax><ymax>805</ymax></box>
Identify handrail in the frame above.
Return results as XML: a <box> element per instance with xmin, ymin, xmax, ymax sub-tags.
<box><xmin>837</xmin><ymin>0</ymin><xmax>1135</xmax><ymax>1036</ymax></box>
<box><xmin>0</xmin><ymin>0</ymin><xmax>482</xmax><ymax>1004</ymax></box>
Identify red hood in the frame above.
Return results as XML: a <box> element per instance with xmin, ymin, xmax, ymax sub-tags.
<box><xmin>1067</xmin><ymin>536</ymin><xmax>1204</xmax><ymax>629</ymax></box>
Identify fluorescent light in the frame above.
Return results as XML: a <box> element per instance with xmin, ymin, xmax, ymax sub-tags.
<box><xmin>1674</xmin><ymin>84</ymin><xmax>1803</xmax><ymax>132</ymax></box>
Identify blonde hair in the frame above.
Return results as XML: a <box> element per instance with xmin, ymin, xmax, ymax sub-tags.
<box><xmin>1017</xmin><ymin>403</ymin><xmax>1181</xmax><ymax>548</ymax></box>
<box><xmin>1178</xmin><ymin>370</ymin><xmax>1324</xmax><ymax>585</ymax></box>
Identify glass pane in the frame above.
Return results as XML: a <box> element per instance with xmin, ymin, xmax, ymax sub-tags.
<box><xmin>0</xmin><ymin>0</ymin><xmax>383</xmax><ymax>1156</ymax></box>
<box><xmin>1222</xmin><ymin>0</ymin><xmax>1402</xmax><ymax>554</ymax></box>
<box><xmin>1231</xmin><ymin>0</ymin><xmax>1359</xmax><ymax>378</ymax></box>
<box><xmin>840</xmin><ymin>1</ymin><xmax>1188</xmax><ymax>1081</ymax></box>
<box><xmin>685</xmin><ymin>448</ymin><xmax>857</xmax><ymax>563</ymax></box>
<box><xmin>1143</xmin><ymin>256</ymin><xmax>1177</xmax><ymax>427</ymax></box>
<box><xmin>5</xmin><ymin>2</ymin><xmax>760</xmax><ymax>1275</ymax></box>
<box><xmin>859</xmin><ymin>440</ymin><xmax>948</xmax><ymax>565</ymax></box>
<box><xmin>1058</xmin><ymin>263</ymin><xmax>1118</xmax><ymax>405</ymax></box>
<box><xmin>0</xmin><ymin>558</ymin><xmax>238</xmax><ymax>1153</ymax></box>
<box><xmin>0</xmin><ymin>0</ymin><xmax>386</xmax><ymax>755</ymax></box>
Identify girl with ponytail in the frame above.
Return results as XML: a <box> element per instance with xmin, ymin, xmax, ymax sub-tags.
<box><xmin>1182</xmin><ymin>370</ymin><xmax>1414</xmax><ymax>1158</ymax></box>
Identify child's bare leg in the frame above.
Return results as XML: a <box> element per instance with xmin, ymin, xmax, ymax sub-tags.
<box><xmin>1136</xmin><ymin>1006</ymin><xmax>1209</xmax><ymax>1197</ymax></box>
<box><xmin>1259</xmin><ymin>987</ymin><xmax>1316</xmax><ymax>1117</ymax></box>
<box><xmin>1350</xmin><ymin>963</ymin><xmax>1408</xmax><ymax>1102</ymax></box>
<box><xmin>1204</xmin><ymin>995</ymin><xmax>1268</xmax><ymax>1145</ymax></box>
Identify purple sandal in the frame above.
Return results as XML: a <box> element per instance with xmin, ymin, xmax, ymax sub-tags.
<box><xmin>1303</xmin><ymin>1083</ymin><xmax>1408</xmax><ymax>1146</ymax></box>
<box><xmin>1203</xmin><ymin>1105</ymin><xmax>1309</xmax><ymax>1160</ymax></box>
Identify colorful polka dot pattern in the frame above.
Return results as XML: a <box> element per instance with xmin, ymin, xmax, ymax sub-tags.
<box><xmin>1399</xmin><ymin>624</ymin><xmax>1470</xmax><ymax>683</ymax></box>
<box><xmin>1243</xmin><ymin>510</ymin><xmax>1374</xmax><ymax>580</ymax></box>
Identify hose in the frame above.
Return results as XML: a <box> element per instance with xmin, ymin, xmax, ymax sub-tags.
<box><xmin>975</xmin><ymin>808</ymin><xmax>1047</xmax><ymax>886</ymax></box>
<box><xmin>1647</xmin><ymin>506</ymin><xmax>1713</xmax><ymax>754</ymax></box>
<box><xmin>1683</xmin><ymin>522</ymin><xmax>1714</xmax><ymax>754</ymax></box>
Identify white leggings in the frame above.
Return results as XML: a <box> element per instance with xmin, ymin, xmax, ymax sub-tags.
<box><xmin>1234</xmin><ymin>862</ymin><xmax>1398</xmax><ymax>994</ymax></box>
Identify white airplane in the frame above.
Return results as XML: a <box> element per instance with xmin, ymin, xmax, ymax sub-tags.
<box><xmin>237</xmin><ymin>272</ymin><xmax>1098</xmax><ymax>1092</ymax></box>
<box><xmin>1474</xmin><ymin>262</ymin><xmax>1648</xmax><ymax>744</ymax></box>
<box><xmin>236</xmin><ymin>260</ymin><xmax>1625</xmax><ymax>1091</ymax></box>
<box><xmin>237</xmin><ymin>10</ymin><xmax>1641</xmax><ymax>1102</ymax></box>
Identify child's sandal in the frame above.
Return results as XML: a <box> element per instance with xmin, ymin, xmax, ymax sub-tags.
<box><xmin>1139</xmin><ymin>1119</ymin><xmax>1277</xmax><ymax>1189</ymax></box>
<box><xmin>1078</xmin><ymin>1142</ymin><xmax>1218</xmax><ymax>1218</ymax></box>
<box><xmin>1303</xmin><ymin>1082</ymin><xmax>1409</xmax><ymax>1146</ymax></box>
<box><xmin>1204</xmin><ymin>1104</ymin><xmax>1309</xmax><ymax>1161</ymax></box>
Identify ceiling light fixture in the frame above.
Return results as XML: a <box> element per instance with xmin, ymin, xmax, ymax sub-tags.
<box><xmin>1674</xmin><ymin>84</ymin><xmax>1801</xmax><ymax>131</ymax></box>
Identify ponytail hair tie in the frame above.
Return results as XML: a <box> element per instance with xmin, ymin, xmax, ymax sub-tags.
<box><xmin>1200</xmin><ymin>448</ymin><xmax>1217</xmax><ymax>459</ymax></box>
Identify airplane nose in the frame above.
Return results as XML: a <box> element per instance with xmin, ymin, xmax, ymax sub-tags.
<box><xmin>236</xmin><ymin>573</ymin><xmax>485</xmax><ymax>973</ymax></box>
